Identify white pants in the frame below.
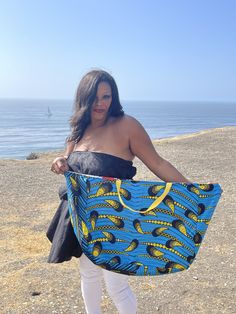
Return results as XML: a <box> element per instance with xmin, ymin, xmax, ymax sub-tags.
<box><xmin>79</xmin><ymin>254</ymin><xmax>137</xmax><ymax>314</ymax></box>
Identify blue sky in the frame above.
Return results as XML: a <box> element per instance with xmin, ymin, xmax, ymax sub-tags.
<box><xmin>0</xmin><ymin>0</ymin><xmax>235</xmax><ymax>101</ymax></box>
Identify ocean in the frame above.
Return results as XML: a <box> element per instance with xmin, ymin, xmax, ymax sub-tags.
<box><xmin>0</xmin><ymin>99</ymin><xmax>235</xmax><ymax>159</ymax></box>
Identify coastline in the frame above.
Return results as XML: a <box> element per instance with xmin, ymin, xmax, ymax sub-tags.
<box><xmin>153</xmin><ymin>125</ymin><xmax>236</xmax><ymax>143</ymax></box>
<box><xmin>0</xmin><ymin>126</ymin><xmax>235</xmax><ymax>161</ymax></box>
<box><xmin>0</xmin><ymin>126</ymin><xmax>235</xmax><ymax>313</ymax></box>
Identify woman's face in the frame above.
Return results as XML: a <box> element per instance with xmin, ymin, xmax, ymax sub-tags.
<box><xmin>91</xmin><ymin>81</ymin><xmax>112</xmax><ymax>123</ymax></box>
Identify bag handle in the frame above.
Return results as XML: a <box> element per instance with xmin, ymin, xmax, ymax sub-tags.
<box><xmin>116</xmin><ymin>179</ymin><xmax>172</xmax><ymax>213</ymax></box>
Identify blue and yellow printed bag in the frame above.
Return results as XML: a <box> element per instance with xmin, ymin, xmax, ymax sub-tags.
<box><xmin>65</xmin><ymin>171</ymin><xmax>222</xmax><ymax>276</ymax></box>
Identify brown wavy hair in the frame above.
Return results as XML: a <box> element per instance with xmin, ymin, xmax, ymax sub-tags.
<box><xmin>67</xmin><ymin>69</ymin><xmax>124</xmax><ymax>143</ymax></box>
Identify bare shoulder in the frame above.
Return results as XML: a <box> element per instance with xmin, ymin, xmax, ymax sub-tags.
<box><xmin>110</xmin><ymin>115</ymin><xmax>146</xmax><ymax>145</ymax></box>
<box><xmin>115</xmin><ymin>114</ymin><xmax>144</xmax><ymax>131</ymax></box>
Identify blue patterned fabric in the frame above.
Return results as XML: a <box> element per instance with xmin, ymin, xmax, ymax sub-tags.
<box><xmin>65</xmin><ymin>171</ymin><xmax>222</xmax><ymax>276</ymax></box>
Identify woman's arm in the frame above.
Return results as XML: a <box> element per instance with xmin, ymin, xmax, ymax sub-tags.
<box><xmin>127</xmin><ymin>116</ymin><xmax>190</xmax><ymax>183</ymax></box>
<box><xmin>64</xmin><ymin>140</ymin><xmax>76</xmax><ymax>158</ymax></box>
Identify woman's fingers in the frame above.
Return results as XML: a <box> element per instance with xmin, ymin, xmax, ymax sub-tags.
<box><xmin>51</xmin><ymin>157</ymin><xmax>69</xmax><ymax>174</ymax></box>
<box><xmin>57</xmin><ymin>161</ymin><xmax>69</xmax><ymax>174</ymax></box>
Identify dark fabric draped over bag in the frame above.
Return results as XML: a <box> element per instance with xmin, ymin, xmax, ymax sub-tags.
<box><xmin>46</xmin><ymin>151</ymin><xmax>137</xmax><ymax>263</ymax></box>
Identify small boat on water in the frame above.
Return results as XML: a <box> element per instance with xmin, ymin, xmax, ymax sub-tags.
<box><xmin>46</xmin><ymin>106</ymin><xmax>52</xmax><ymax>117</ymax></box>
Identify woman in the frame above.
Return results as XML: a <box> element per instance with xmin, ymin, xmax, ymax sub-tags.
<box><xmin>50</xmin><ymin>69</ymin><xmax>189</xmax><ymax>314</ymax></box>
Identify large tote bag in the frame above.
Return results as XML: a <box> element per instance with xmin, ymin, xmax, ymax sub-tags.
<box><xmin>65</xmin><ymin>171</ymin><xmax>222</xmax><ymax>276</ymax></box>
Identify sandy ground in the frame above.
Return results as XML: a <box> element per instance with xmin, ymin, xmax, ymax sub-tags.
<box><xmin>0</xmin><ymin>126</ymin><xmax>235</xmax><ymax>314</ymax></box>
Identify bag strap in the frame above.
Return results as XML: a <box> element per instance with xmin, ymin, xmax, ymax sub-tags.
<box><xmin>116</xmin><ymin>179</ymin><xmax>172</xmax><ymax>213</ymax></box>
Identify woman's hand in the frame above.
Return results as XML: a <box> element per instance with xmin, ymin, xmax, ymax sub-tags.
<box><xmin>51</xmin><ymin>156</ymin><xmax>69</xmax><ymax>175</ymax></box>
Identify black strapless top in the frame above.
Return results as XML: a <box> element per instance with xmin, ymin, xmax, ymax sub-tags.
<box><xmin>67</xmin><ymin>151</ymin><xmax>137</xmax><ymax>179</ymax></box>
<box><xmin>47</xmin><ymin>151</ymin><xmax>136</xmax><ymax>263</ymax></box>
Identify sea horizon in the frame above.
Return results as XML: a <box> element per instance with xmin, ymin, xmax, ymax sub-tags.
<box><xmin>0</xmin><ymin>98</ymin><xmax>235</xmax><ymax>160</ymax></box>
<box><xmin>1</xmin><ymin>96</ymin><xmax>236</xmax><ymax>103</ymax></box>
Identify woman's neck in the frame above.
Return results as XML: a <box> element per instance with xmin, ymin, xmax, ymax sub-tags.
<box><xmin>90</xmin><ymin>116</ymin><xmax>110</xmax><ymax>129</ymax></box>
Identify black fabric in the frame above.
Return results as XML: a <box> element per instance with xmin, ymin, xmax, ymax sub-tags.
<box><xmin>46</xmin><ymin>198</ymin><xmax>82</xmax><ymax>262</ymax></box>
<box><xmin>67</xmin><ymin>151</ymin><xmax>136</xmax><ymax>178</ymax></box>
<box><xmin>46</xmin><ymin>151</ymin><xmax>136</xmax><ymax>263</ymax></box>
